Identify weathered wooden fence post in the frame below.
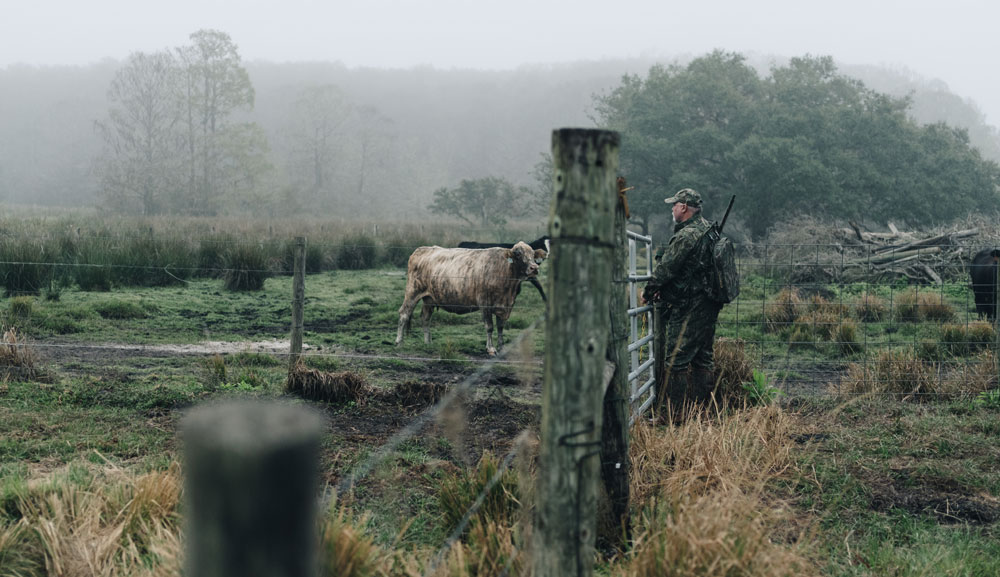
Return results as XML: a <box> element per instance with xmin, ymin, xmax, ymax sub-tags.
<box><xmin>534</xmin><ymin>128</ymin><xmax>618</xmax><ymax>577</ymax></box>
<box><xmin>289</xmin><ymin>236</ymin><xmax>306</xmax><ymax>371</ymax></box>
<box><xmin>182</xmin><ymin>400</ymin><xmax>323</xmax><ymax>577</ymax></box>
<box><xmin>600</xmin><ymin>177</ymin><xmax>631</xmax><ymax>549</ymax></box>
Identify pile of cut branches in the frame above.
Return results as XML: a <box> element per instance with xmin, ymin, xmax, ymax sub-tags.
<box><xmin>834</xmin><ymin>221</ymin><xmax>980</xmax><ymax>284</ymax></box>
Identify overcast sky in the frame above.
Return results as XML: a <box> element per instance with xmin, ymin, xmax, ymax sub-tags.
<box><xmin>4</xmin><ymin>0</ymin><xmax>998</xmax><ymax>124</ymax></box>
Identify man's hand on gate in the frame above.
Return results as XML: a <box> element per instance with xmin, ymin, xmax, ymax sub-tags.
<box><xmin>641</xmin><ymin>285</ymin><xmax>659</xmax><ymax>304</ymax></box>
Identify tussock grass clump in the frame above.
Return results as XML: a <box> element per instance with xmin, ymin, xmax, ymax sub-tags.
<box><xmin>806</xmin><ymin>294</ymin><xmax>848</xmax><ymax>318</ymax></box>
<box><xmin>380</xmin><ymin>233</ymin><xmax>432</xmax><ymax>268</ymax></box>
<box><xmin>318</xmin><ymin>496</ymin><xmax>385</xmax><ymax>577</ymax></box>
<box><xmin>967</xmin><ymin>321</ymin><xmax>996</xmax><ymax>351</ymax></box>
<box><xmin>0</xmin><ymin>326</ymin><xmax>36</xmax><ymax>379</ymax></box>
<box><xmin>196</xmin><ymin>233</ymin><xmax>235</xmax><ymax>278</ymax></box>
<box><xmin>279</xmin><ymin>239</ymin><xmax>326</xmax><ymax>275</ymax></box>
<box><xmin>222</xmin><ymin>242</ymin><xmax>270</xmax><ymax>291</ymax></box>
<box><xmin>93</xmin><ymin>299</ymin><xmax>148</xmax><ymax>320</ymax></box>
<box><xmin>114</xmin><ymin>235</ymin><xmax>195</xmax><ymax>287</ymax></box>
<box><xmin>391</xmin><ymin>380</ymin><xmax>449</xmax><ymax>408</ymax></box>
<box><xmin>792</xmin><ymin>309</ymin><xmax>840</xmax><ymax>342</ymax></box>
<box><xmin>713</xmin><ymin>338</ymin><xmax>754</xmax><ymax>402</ymax></box>
<box><xmin>623</xmin><ymin>490</ymin><xmax>814</xmax><ymax>577</ymax></box>
<box><xmin>894</xmin><ymin>290</ymin><xmax>954</xmax><ymax>323</ymax></box>
<box><xmin>624</xmin><ymin>407</ymin><xmax>813</xmax><ymax>576</ymax></box>
<box><xmin>764</xmin><ymin>288</ymin><xmax>802</xmax><ymax>332</ymax></box>
<box><xmin>438</xmin><ymin>451</ymin><xmax>520</xmax><ymax>535</ymax></box>
<box><xmin>203</xmin><ymin>353</ymin><xmax>227</xmax><ymax>391</ymax></box>
<box><xmin>630</xmin><ymin>406</ymin><xmax>794</xmax><ymax>504</ymax></box>
<box><xmin>941</xmin><ymin>321</ymin><xmax>995</xmax><ymax>357</ymax></box>
<box><xmin>286</xmin><ymin>363</ymin><xmax>370</xmax><ymax>404</ymax></box>
<box><xmin>8</xmin><ymin>295</ymin><xmax>34</xmax><ymax>323</ymax></box>
<box><xmin>0</xmin><ymin>519</ymin><xmax>41</xmax><ymax>577</ymax></box>
<box><xmin>852</xmin><ymin>291</ymin><xmax>887</xmax><ymax>322</ymax></box>
<box><xmin>835</xmin><ymin>319</ymin><xmax>862</xmax><ymax>356</ymax></box>
<box><xmin>0</xmin><ymin>238</ymin><xmax>52</xmax><ymax>296</ymax></box>
<box><xmin>335</xmin><ymin>235</ymin><xmax>378</xmax><ymax>270</ymax></box>
<box><xmin>441</xmin><ymin>519</ymin><xmax>523</xmax><ymax>577</ymax></box>
<box><xmin>958</xmin><ymin>351</ymin><xmax>999</xmax><ymax>396</ymax></box>
<box><xmin>7</xmin><ymin>463</ymin><xmax>182</xmax><ymax>577</ymax></box>
<box><xmin>916</xmin><ymin>339</ymin><xmax>941</xmax><ymax>361</ymax></box>
<box><xmin>841</xmin><ymin>349</ymin><xmax>936</xmax><ymax>398</ymax></box>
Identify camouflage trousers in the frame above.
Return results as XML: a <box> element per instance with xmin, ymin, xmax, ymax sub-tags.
<box><xmin>661</xmin><ymin>297</ymin><xmax>722</xmax><ymax>372</ymax></box>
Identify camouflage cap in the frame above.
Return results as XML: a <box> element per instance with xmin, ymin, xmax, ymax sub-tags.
<box><xmin>664</xmin><ymin>188</ymin><xmax>702</xmax><ymax>207</ymax></box>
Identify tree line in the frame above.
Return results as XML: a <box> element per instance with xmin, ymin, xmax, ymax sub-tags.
<box><xmin>4</xmin><ymin>36</ymin><xmax>1000</xmax><ymax>234</ymax></box>
<box><xmin>594</xmin><ymin>51</ymin><xmax>1000</xmax><ymax>239</ymax></box>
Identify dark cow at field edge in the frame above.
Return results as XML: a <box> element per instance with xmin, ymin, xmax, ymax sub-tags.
<box><xmin>970</xmin><ymin>248</ymin><xmax>1000</xmax><ymax>320</ymax></box>
<box><xmin>396</xmin><ymin>242</ymin><xmax>547</xmax><ymax>356</ymax></box>
<box><xmin>457</xmin><ymin>235</ymin><xmax>550</xmax><ymax>302</ymax></box>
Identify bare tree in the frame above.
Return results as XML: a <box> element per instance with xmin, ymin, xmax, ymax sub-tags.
<box><xmin>285</xmin><ymin>85</ymin><xmax>353</xmax><ymax>204</ymax></box>
<box><xmin>93</xmin><ymin>50</ymin><xmax>182</xmax><ymax>215</ymax></box>
<box><xmin>175</xmin><ymin>29</ymin><xmax>257</xmax><ymax>215</ymax></box>
<box><xmin>353</xmin><ymin>105</ymin><xmax>394</xmax><ymax>199</ymax></box>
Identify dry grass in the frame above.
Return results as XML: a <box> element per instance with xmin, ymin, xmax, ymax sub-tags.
<box><xmin>841</xmin><ymin>349</ymin><xmax>938</xmax><ymax>398</ymax></box>
<box><xmin>286</xmin><ymin>363</ymin><xmax>370</xmax><ymax>404</ymax></box>
<box><xmin>952</xmin><ymin>350</ymin><xmax>999</xmax><ymax>396</ymax></box>
<box><xmin>6</xmin><ymin>461</ymin><xmax>183</xmax><ymax>577</ymax></box>
<box><xmin>792</xmin><ymin>309</ymin><xmax>840</xmax><ymax>342</ymax></box>
<box><xmin>622</xmin><ymin>407</ymin><xmax>815</xmax><ymax>576</ymax></box>
<box><xmin>0</xmin><ymin>325</ymin><xmax>36</xmax><ymax>379</ymax></box>
<box><xmin>389</xmin><ymin>380</ymin><xmax>449</xmax><ymax>409</ymax></box>
<box><xmin>713</xmin><ymin>338</ymin><xmax>754</xmax><ymax>401</ymax></box>
<box><xmin>852</xmin><ymin>291</ymin><xmax>887</xmax><ymax>322</ymax></box>
<box><xmin>764</xmin><ymin>288</ymin><xmax>802</xmax><ymax>332</ymax></box>
<box><xmin>894</xmin><ymin>290</ymin><xmax>954</xmax><ymax>323</ymax></box>
<box><xmin>834</xmin><ymin>319</ymin><xmax>862</xmax><ymax>356</ymax></box>
<box><xmin>806</xmin><ymin>294</ymin><xmax>847</xmax><ymax>318</ymax></box>
<box><xmin>318</xmin><ymin>496</ymin><xmax>385</xmax><ymax>577</ymax></box>
<box><xmin>437</xmin><ymin>520</ymin><xmax>522</xmax><ymax>577</ymax></box>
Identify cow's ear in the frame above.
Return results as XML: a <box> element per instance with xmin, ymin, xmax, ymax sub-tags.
<box><xmin>504</xmin><ymin>248</ymin><xmax>514</xmax><ymax>264</ymax></box>
<box><xmin>534</xmin><ymin>249</ymin><xmax>548</xmax><ymax>261</ymax></box>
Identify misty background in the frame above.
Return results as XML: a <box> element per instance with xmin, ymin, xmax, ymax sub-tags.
<box><xmin>2</xmin><ymin>13</ymin><xmax>999</xmax><ymax>240</ymax></box>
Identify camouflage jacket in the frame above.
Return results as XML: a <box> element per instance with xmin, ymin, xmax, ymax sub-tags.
<box><xmin>649</xmin><ymin>214</ymin><xmax>712</xmax><ymax>305</ymax></box>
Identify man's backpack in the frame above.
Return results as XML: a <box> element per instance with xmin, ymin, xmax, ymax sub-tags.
<box><xmin>703</xmin><ymin>224</ymin><xmax>740</xmax><ymax>304</ymax></box>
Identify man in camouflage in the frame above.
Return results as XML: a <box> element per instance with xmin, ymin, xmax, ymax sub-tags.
<box><xmin>642</xmin><ymin>188</ymin><xmax>722</xmax><ymax>417</ymax></box>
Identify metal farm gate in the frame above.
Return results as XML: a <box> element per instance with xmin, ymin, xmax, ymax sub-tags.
<box><xmin>626</xmin><ymin>230</ymin><xmax>657</xmax><ymax>425</ymax></box>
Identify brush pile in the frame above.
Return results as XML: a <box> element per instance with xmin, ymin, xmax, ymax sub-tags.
<box><xmin>286</xmin><ymin>363</ymin><xmax>370</xmax><ymax>404</ymax></box>
<box><xmin>832</xmin><ymin>222</ymin><xmax>982</xmax><ymax>284</ymax></box>
<box><xmin>761</xmin><ymin>214</ymin><xmax>999</xmax><ymax>286</ymax></box>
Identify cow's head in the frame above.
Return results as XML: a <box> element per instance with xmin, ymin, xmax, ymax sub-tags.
<box><xmin>506</xmin><ymin>241</ymin><xmax>546</xmax><ymax>278</ymax></box>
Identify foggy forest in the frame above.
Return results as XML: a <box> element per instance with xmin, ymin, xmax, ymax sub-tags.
<box><xmin>1</xmin><ymin>28</ymin><xmax>998</xmax><ymax>238</ymax></box>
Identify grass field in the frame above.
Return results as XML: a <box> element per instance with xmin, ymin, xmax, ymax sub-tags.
<box><xmin>0</xmin><ymin>245</ymin><xmax>999</xmax><ymax>575</ymax></box>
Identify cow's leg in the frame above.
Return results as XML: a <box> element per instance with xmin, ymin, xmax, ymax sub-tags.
<box><xmin>483</xmin><ymin>310</ymin><xmax>497</xmax><ymax>356</ymax></box>
<box><xmin>421</xmin><ymin>301</ymin><xmax>435</xmax><ymax>344</ymax></box>
<box><xmin>495</xmin><ymin>312</ymin><xmax>507</xmax><ymax>351</ymax></box>
<box><xmin>395</xmin><ymin>292</ymin><xmax>420</xmax><ymax>345</ymax></box>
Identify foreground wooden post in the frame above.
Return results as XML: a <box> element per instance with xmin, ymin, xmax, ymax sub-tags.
<box><xmin>600</xmin><ymin>176</ymin><xmax>631</xmax><ymax>549</ymax></box>
<box><xmin>182</xmin><ymin>401</ymin><xmax>323</xmax><ymax>577</ymax></box>
<box><xmin>289</xmin><ymin>236</ymin><xmax>306</xmax><ymax>371</ymax></box>
<box><xmin>534</xmin><ymin>128</ymin><xmax>618</xmax><ymax>577</ymax></box>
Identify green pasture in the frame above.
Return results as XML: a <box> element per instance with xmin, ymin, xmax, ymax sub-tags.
<box><xmin>0</xmin><ymin>221</ymin><xmax>997</xmax><ymax>574</ymax></box>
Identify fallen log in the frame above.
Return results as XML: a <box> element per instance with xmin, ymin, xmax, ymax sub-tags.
<box><xmin>872</xmin><ymin>228</ymin><xmax>978</xmax><ymax>254</ymax></box>
<box><xmin>865</xmin><ymin>245</ymin><xmax>942</xmax><ymax>265</ymax></box>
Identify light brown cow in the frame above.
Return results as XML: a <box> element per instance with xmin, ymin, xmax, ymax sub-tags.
<box><xmin>395</xmin><ymin>241</ymin><xmax>547</xmax><ymax>356</ymax></box>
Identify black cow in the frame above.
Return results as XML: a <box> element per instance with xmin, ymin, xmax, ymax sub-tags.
<box><xmin>457</xmin><ymin>235</ymin><xmax>550</xmax><ymax>302</ymax></box>
<box><xmin>969</xmin><ymin>248</ymin><xmax>1000</xmax><ymax>320</ymax></box>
